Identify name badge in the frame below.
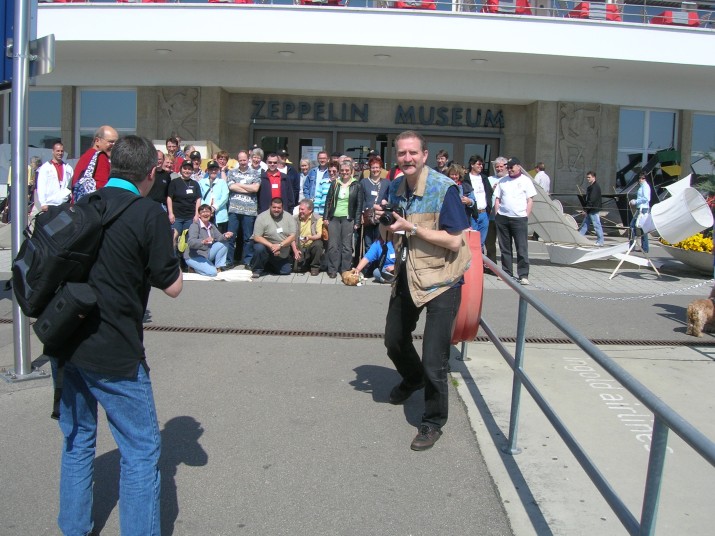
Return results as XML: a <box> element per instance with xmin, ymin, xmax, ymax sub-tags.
<box><xmin>186</xmin><ymin>188</ymin><xmax>193</xmax><ymax>194</ymax></box>
<box><xmin>388</xmin><ymin>253</ymin><xmax>395</xmax><ymax>259</ymax></box>
<box><xmin>241</xmin><ymin>179</ymin><xmax>248</xmax><ymax>184</ymax></box>
<box><xmin>272</xmin><ymin>183</ymin><xmax>278</xmax><ymax>189</ymax></box>
<box><xmin>371</xmin><ymin>190</ymin><xmax>378</xmax><ymax>197</ymax></box>
<box><xmin>276</xmin><ymin>227</ymin><xmax>284</xmax><ymax>233</ymax></box>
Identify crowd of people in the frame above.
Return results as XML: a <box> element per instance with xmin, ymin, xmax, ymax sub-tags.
<box><xmin>29</xmin><ymin>127</ymin><xmax>562</xmax><ymax>285</ymax></box>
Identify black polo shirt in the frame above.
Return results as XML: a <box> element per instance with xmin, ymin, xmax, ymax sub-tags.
<box><xmin>168</xmin><ymin>176</ymin><xmax>201</xmax><ymax>219</ymax></box>
<box><xmin>148</xmin><ymin>169</ymin><xmax>172</xmax><ymax>205</ymax></box>
<box><xmin>51</xmin><ymin>186</ymin><xmax>180</xmax><ymax>378</ymax></box>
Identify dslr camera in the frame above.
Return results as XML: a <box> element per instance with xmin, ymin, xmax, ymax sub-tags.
<box><xmin>379</xmin><ymin>204</ymin><xmax>406</xmax><ymax>226</ymax></box>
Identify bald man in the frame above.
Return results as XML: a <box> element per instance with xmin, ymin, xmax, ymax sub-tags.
<box><xmin>72</xmin><ymin>125</ymin><xmax>119</xmax><ymax>199</ymax></box>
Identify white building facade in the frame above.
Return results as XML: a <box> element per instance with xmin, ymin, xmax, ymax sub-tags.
<box><xmin>8</xmin><ymin>0</ymin><xmax>715</xmax><ymax>194</ymax></box>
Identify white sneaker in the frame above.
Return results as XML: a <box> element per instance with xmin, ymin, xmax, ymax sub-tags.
<box><xmin>518</xmin><ymin>277</ymin><xmax>530</xmax><ymax>286</ymax></box>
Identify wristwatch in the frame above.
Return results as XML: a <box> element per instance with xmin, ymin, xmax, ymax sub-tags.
<box><xmin>409</xmin><ymin>224</ymin><xmax>418</xmax><ymax>236</ymax></box>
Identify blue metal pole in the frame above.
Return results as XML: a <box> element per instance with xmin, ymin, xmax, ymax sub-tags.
<box><xmin>505</xmin><ymin>296</ymin><xmax>528</xmax><ymax>455</ymax></box>
<box><xmin>639</xmin><ymin>417</ymin><xmax>669</xmax><ymax>535</ymax></box>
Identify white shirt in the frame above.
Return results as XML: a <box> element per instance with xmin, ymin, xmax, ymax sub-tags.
<box><xmin>495</xmin><ymin>174</ymin><xmax>537</xmax><ymax>218</ymax></box>
<box><xmin>470</xmin><ymin>173</ymin><xmax>488</xmax><ymax>210</ymax></box>
<box><xmin>534</xmin><ymin>170</ymin><xmax>551</xmax><ymax>193</ymax></box>
<box><xmin>36</xmin><ymin>160</ymin><xmax>73</xmax><ymax>207</ymax></box>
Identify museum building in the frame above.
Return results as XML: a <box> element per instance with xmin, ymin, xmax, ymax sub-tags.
<box><xmin>10</xmin><ymin>0</ymin><xmax>715</xmax><ymax>194</ymax></box>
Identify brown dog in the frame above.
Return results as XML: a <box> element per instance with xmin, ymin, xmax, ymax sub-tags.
<box><xmin>686</xmin><ymin>286</ymin><xmax>715</xmax><ymax>337</ymax></box>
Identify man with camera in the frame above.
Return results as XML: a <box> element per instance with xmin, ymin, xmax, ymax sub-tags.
<box><xmin>374</xmin><ymin>130</ymin><xmax>471</xmax><ymax>451</ymax></box>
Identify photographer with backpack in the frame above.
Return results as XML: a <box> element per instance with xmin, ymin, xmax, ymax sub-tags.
<box><xmin>48</xmin><ymin>136</ymin><xmax>182</xmax><ymax>536</ymax></box>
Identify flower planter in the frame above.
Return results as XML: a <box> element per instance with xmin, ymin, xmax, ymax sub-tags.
<box><xmin>661</xmin><ymin>244</ymin><xmax>714</xmax><ymax>275</ymax></box>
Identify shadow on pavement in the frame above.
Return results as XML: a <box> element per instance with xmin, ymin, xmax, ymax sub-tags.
<box><xmin>91</xmin><ymin>416</ymin><xmax>208</xmax><ymax>535</ymax></box>
<box><xmin>449</xmin><ymin>348</ymin><xmax>554</xmax><ymax>536</ymax></box>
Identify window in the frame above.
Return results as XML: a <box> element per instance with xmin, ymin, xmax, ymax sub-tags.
<box><xmin>77</xmin><ymin>89</ymin><xmax>136</xmax><ymax>154</ymax></box>
<box><xmin>617</xmin><ymin>108</ymin><xmax>677</xmax><ymax>181</ymax></box>
<box><xmin>22</xmin><ymin>89</ymin><xmax>62</xmax><ymax>149</ymax></box>
<box><xmin>691</xmin><ymin>113</ymin><xmax>715</xmax><ymax>176</ymax></box>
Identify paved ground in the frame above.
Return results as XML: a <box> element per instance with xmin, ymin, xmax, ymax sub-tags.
<box><xmin>1</xmin><ymin>232</ymin><xmax>714</xmax><ymax>535</ymax></box>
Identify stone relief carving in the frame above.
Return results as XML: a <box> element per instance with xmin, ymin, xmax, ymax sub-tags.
<box><xmin>557</xmin><ymin>102</ymin><xmax>601</xmax><ymax>175</ymax></box>
<box><xmin>158</xmin><ymin>88</ymin><xmax>199</xmax><ymax>140</ymax></box>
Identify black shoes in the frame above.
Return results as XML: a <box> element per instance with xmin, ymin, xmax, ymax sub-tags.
<box><xmin>410</xmin><ymin>424</ymin><xmax>442</xmax><ymax>451</ymax></box>
<box><xmin>388</xmin><ymin>380</ymin><xmax>425</xmax><ymax>405</ymax></box>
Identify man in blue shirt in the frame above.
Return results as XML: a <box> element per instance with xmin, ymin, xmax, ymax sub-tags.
<box><xmin>629</xmin><ymin>171</ymin><xmax>652</xmax><ymax>253</ymax></box>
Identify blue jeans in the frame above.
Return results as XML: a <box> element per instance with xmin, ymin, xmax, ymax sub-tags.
<box><xmin>472</xmin><ymin>211</ymin><xmax>489</xmax><ymax>248</ymax></box>
<box><xmin>186</xmin><ymin>241</ymin><xmax>228</xmax><ymax>276</ymax></box>
<box><xmin>226</xmin><ymin>212</ymin><xmax>256</xmax><ymax>265</ymax></box>
<box><xmin>250</xmin><ymin>242</ymin><xmax>292</xmax><ymax>275</ymax></box>
<box><xmin>630</xmin><ymin>209</ymin><xmax>649</xmax><ymax>253</ymax></box>
<box><xmin>384</xmin><ymin>272</ymin><xmax>461</xmax><ymax>428</ymax></box>
<box><xmin>55</xmin><ymin>360</ymin><xmax>161</xmax><ymax>536</ymax></box>
<box><xmin>495</xmin><ymin>214</ymin><xmax>530</xmax><ymax>279</ymax></box>
<box><xmin>579</xmin><ymin>211</ymin><xmax>604</xmax><ymax>244</ymax></box>
<box><xmin>172</xmin><ymin>217</ymin><xmax>193</xmax><ymax>235</ymax></box>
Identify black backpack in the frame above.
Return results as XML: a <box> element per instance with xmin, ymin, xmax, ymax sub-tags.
<box><xmin>11</xmin><ymin>193</ymin><xmax>139</xmax><ymax>318</ymax></box>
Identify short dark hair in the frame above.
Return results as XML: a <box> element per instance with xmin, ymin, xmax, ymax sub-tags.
<box><xmin>266</xmin><ymin>153</ymin><xmax>278</xmax><ymax>162</ymax></box>
<box><xmin>109</xmin><ymin>135</ymin><xmax>157</xmax><ymax>184</ymax></box>
<box><xmin>270</xmin><ymin>197</ymin><xmax>283</xmax><ymax>205</ymax></box>
<box><xmin>468</xmin><ymin>155</ymin><xmax>484</xmax><ymax>168</ymax></box>
<box><xmin>166</xmin><ymin>136</ymin><xmax>178</xmax><ymax>146</ymax></box>
<box><xmin>537</xmin><ymin>162</ymin><xmax>545</xmax><ymax>171</ymax></box>
<box><xmin>199</xmin><ymin>204</ymin><xmax>212</xmax><ymax>213</ymax></box>
<box><xmin>586</xmin><ymin>171</ymin><xmax>596</xmax><ymax>178</ymax></box>
<box><xmin>436</xmin><ymin>149</ymin><xmax>449</xmax><ymax>159</ymax></box>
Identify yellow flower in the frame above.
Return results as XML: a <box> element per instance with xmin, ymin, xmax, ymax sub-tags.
<box><xmin>662</xmin><ymin>234</ymin><xmax>713</xmax><ymax>253</ymax></box>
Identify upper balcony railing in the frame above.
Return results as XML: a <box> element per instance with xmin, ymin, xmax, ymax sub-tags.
<box><xmin>39</xmin><ymin>0</ymin><xmax>715</xmax><ymax>29</ymax></box>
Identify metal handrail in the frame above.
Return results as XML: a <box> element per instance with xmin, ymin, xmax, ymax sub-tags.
<box><xmin>472</xmin><ymin>256</ymin><xmax>715</xmax><ymax>535</ymax></box>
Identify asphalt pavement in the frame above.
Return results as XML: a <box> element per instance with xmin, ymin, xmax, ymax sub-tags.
<box><xmin>1</xmin><ymin>234</ymin><xmax>714</xmax><ymax>535</ymax></box>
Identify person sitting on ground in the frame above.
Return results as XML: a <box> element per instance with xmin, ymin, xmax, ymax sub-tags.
<box><xmin>184</xmin><ymin>204</ymin><xmax>233</xmax><ymax>276</ymax></box>
<box><xmin>353</xmin><ymin>234</ymin><xmax>395</xmax><ymax>283</ymax></box>
<box><xmin>291</xmin><ymin>198</ymin><xmax>324</xmax><ymax>276</ymax></box>
<box><xmin>198</xmin><ymin>159</ymin><xmax>230</xmax><ymax>232</ymax></box>
<box><xmin>250</xmin><ymin>197</ymin><xmax>297</xmax><ymax>278</ymax></box>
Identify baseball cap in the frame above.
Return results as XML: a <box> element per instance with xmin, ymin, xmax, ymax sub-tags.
<box><xmin>506</xmin><ymin>157</ymin><xmax>521</xmax><ymax>168</ymax></box>
<box><xmin>206</xmin><ymin>160</ymin><xmax>220</xmax><ymax>169</ymax></box>
<box><xmin>189</xmin><ymin>151</ymin><xmax>201</xmax><ymax>160</ymax></box>
<box><xmin>180</xmin><ymin>160</ymin><xmax>193</xmax><ymax>169</ymax></box>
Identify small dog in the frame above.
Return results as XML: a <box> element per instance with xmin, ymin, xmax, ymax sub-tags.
<box><xmin>686</xmin><ymin>286</ymin><xmax>715</xmax><ymax>337</ymax></box>
<box><xmin>341</xmin><ymin>270</ymin><xmax>362</xmax><ymax>286</ymax></box>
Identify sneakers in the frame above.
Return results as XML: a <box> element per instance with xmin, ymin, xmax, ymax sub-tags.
<box><xmin>518</xmin><ymin>277</ymin><xmax>530</xmax><ymax>286</ymax></box>
<box><xmin>388</xmin><ymin>380</ymin><xmax>425</xmax><ymax>405</ymax></box>
<box><xmin>251</xmin><ymin>271</ymin><xmax>261</xmax><ymax>279</ymax></box>
<box><xmin>410</xmin><ymin>424</ymin><xmax>442</xmax><ymax>451</ymax></box>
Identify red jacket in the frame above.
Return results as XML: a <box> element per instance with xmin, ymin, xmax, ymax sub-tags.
<box><xmin>72</xmin><ymin>148</ymin><xmax>111</xmax><ymax>190</ymax></box>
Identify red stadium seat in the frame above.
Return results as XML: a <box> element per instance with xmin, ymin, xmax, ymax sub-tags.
<box><xmin>394</xmin><ymin>1</ymin><xmax>436</xmax><ymax>9</ymax></box>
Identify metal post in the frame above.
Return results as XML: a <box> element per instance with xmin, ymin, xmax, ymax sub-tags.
<box><xmin>639</xmin><ymin>417</ymin><xmax>669</xmax><ymax>535</ymax></box>
<box><xmin>505</xmin><ymin>296</ymin><xmax>528</xmax><ymax>455</ymax></box>
<box><xmin>9</xmin><ymin>0</ymin><xmax>32</xmax><ymax>378</ymax></box>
